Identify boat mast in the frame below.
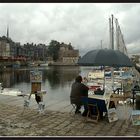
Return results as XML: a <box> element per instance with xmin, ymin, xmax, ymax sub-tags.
<box><xmin>109</xmin><ymin>18</ymin><xmax>112</xmax><ymax>49</ymax></box>
<box><xmin>7</xmin><ymin>25</ymin><xmax>9</xmax><ymax>39</ymax></box>
<box><xmin>115</xmin><ymin>18</ymin><xmax>119</xmax><ymax>51</ymax></box>
<box><xmin>101</xmin><ymin>40</ymin><xmax>102</xmax><ymax>49</ymax></box>
<box><xmin>111</xmin><ymin>14</ymin><xmax>114</xmax><ymax>50</ymax></box>
<box><xmin>111</xmin><ymin>14</ymin><xmax>114</xmax><ymax>90</ymax></box>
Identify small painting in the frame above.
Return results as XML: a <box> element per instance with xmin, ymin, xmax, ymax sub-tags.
<box><xmin>108</xmin><ymin>108</ymin><xmax>118</xmax><ymax>123</ymax></box>
<box><xmin>30</xmin><ymin>70</ymin><xmax>42</xmax><ymax>82</ymax></box>
<box><xmin>131</xmin><ymin>110</ymin><xmax>140</xmax><ymax>125</ymax></box>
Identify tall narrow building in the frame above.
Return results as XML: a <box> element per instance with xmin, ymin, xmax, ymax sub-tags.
<box><xmin>7</xmin><ymin>25</ymin><xmax>9</xmax><ymax>38</ymax></box>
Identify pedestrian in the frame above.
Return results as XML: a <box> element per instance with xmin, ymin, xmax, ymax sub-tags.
<box><xmin>70</xmin><ymin>75</ymin><xmax>89</xmax><ymax>114</ymax></box>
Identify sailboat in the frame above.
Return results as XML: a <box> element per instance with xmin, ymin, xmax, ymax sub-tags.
<box><xmin>83</xmin><ymin>15</ymin><xmax>133</xmax><ymax>95</ymax></box>
<box><xmin>109</xmin><ymin>14</ymin><xmax>134</xmax><ymax>94</ymax></box>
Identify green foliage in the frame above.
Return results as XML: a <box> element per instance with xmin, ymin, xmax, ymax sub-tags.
<box><xmin>48</xmin><ymin>40</ymin><xmax>60</xmax><ymax>61</ymax></box>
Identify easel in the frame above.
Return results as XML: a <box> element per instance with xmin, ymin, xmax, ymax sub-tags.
<box><xmin>30</xmin><ymin>82</ymin><xmax>45</xmax><ymax>114</ymax></box>
<box><xmin>22</xmin><ymin>70</ymin><xmax>46</xmax><ymax>114</ymax></box>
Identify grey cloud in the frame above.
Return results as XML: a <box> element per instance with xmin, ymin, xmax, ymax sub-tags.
<box><xmin>0</xmin><ymin>3</ymin><xmax>140</xmax><ymax>56</ymax></box>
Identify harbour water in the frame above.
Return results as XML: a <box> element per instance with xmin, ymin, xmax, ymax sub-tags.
<box><xmin>0</xmin><ymin>66</ymin><xmax>94</xmax><ymax>105</ymax></box>
<box><xmin>0</xmin><ymin>66</ymin><xmax>138</xmax><ymax>120</ymax></box>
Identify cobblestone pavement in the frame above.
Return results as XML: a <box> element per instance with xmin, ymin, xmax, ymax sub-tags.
<box><xmin>0</xmin><ymin>103</ymin><xmax>140</xmax><ymax>136</ymax></box>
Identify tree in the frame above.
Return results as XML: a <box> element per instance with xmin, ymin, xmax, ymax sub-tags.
<box><xmin>48</xmin><ymin>40</ymin><xmax>60</xmax><ymax>61</ymax></box>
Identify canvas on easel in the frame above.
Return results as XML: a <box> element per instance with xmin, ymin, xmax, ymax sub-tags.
<box><xmin>30</xmin><ymin>71</ymin><xmax>42</xmax><ymax>83</ymax></box>
<box><xmin>108</xmin><ymin>108</ymin><xmax>118</xmax><ymax>123</ymax></box>
<box><xmin>30</xmin><ymin>70</ymin><xmax>42</xmax><ymax>93</ymax></box>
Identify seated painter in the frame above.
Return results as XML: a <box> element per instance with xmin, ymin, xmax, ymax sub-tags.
<box><xmin>70</xmin><ymin>75</ymin><xmax>89</xmax><ymax>114</ymax></box>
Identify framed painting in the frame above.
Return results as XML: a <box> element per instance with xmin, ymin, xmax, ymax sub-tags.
<box><xmin>131</xmin><ymin>110</ymin><xmax>140</xmax><ymax>125</ymax></box>
<box><xmin>30</xmin><ymin>71</ymin><xmax>42</xmax><ymax>83</ymax></box>
<box><xmin>108</xmin><ymin>108</ymin><xmax>118</xmax><ymax>123</ymax></box>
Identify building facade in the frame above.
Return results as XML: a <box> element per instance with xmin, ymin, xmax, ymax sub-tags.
<box><xmin>58</xmin><ymin>43</ymin><xmax>79</xmax><ymax>64</ymax></box>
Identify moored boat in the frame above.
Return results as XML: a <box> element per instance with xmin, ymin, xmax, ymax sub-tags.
<box><xmin>0</xmin><ymin>83</ymin><xmax>26</xmax><ymax>97</ymax></box>
<box><xmin>40</xmin><ymin>63</ymin><xmax>48</xmax><ymax>66</ymax></box>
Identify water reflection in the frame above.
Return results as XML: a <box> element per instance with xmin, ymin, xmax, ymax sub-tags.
<box><xmin>45</xmin><ymin>66</ymin><xmax>81</xmax><ymax>89</ymax></box>
<box><xmin>0</xmin><ymin>66</ymin><xmax>93</xmax><ymax>102</ymax></box>
<box><xmin>0</xmin><ymin>66</ymin><xmax>81</xmax><ymax>90</ymax></box>
<box><xmin>0</xmin><ymin>68</ymin><xmax>30</xmax><ymax>88</ymax></box>
<box><xmin>0</xmin><ymin>66</ymin><xmax>134</xmax><ymax>119</ymax></box>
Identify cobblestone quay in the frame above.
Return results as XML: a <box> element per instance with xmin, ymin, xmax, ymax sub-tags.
<box><xmin>0</xmin><ymin>102</ymin><xmax>140</xmax><ymax>136</ymax></box>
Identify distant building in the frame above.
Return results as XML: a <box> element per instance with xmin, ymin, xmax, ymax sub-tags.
<box><xmin>58</xmin><ymin>43</ymin><xmax>79</xmax><ymax>64</ymax></box>
<box><xmin>0</xmin><ymin>26</ymin><xmax>79</xmax><ymax>65</ymax></box>
<box><xmin>0</xmin><ymin>38</ymin><xmax>11</xmax><ymax>58</ymax></box>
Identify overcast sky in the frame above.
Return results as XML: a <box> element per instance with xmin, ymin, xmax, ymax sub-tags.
<box><xmin>0</xmin><ymin>3</ymin><xmax>140</xmax><ymax>56</ymax></box>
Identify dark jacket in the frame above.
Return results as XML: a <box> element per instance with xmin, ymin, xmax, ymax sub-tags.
<box><xmin>70</xmin><ymin>81</ymin><xmax>89</xmax><ymax>105</ymax></box>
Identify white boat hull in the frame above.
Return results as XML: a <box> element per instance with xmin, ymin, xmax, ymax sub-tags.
<box><xmin>40</xmin><ymin>63</ymin><xmax>48</xmax><ymax>66</ymax></box>
<box><xmin>0</xmin><ymin>88</ymin><xmax>25</xmax><ymax>97</ymax></box>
